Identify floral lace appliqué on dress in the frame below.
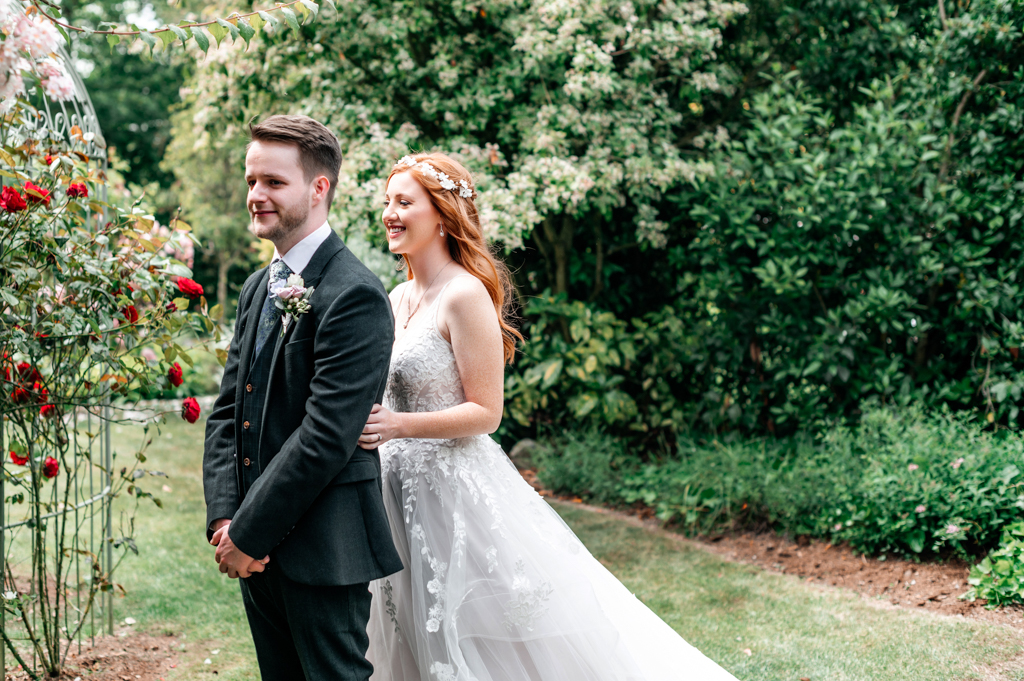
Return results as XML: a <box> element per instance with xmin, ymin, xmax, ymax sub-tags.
<box><xmin>366</xmin><ymin>276</ymin><xmax>739</xmax><ymax>681</ymax></box>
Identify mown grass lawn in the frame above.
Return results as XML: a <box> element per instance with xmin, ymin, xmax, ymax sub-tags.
<box><xmin>108</xmin><ymin>416</ymin><xmax>1024</xmax><ymax>681</ymax></box>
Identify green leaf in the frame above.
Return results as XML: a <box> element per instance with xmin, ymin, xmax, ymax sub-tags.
<box><xmin>236</xmin><ymin>18</ymin><xmax>256</xmax><ymax>46</ymax></box>
<box><xmin>320</xmin><ymin>0</ymin><xmax>337</xmax><ymax>14</ymax></box>
<box><xmin>280</xmin><ymin>7</ymin><xmax>301</xmax><ymax>32</ymax></box>
<box><xmin>257</xmin><ymin>10</ymin><xmax>279</xmax><ymax>28</ymax></box>
<box><xmin>56</xmin><ymin>24</ymin><xmax>71</xmax><ymax>48</ymax></box>
<box><xmin>169</xmin><ymin>24</ymin><xmax>191</xmax><ymax>45</ymax></box>
<box><xmin>249</xmin><ymin>13</ymin><xmax>266</xmax><ymax>32</ymax></box>
<box><xmin>216</xmin><ymin>18</ymin><xmax>240</xmax><ymax>42</ymax></box>
<box><xmin>192</xmin><ymin>27</ymin><xmax>210</xmax><ymax>53</ymax></box>
<box><xmin>541</xmin><ymin>358</ymin><xmax>563</xmax><ymax>389</ymax></box>
<box><xmin>299</xmin><ymin>0</ymin><xmax>319</xmax><ymax>20</ymax></box>
<box><xmin>156</xmin><ymin>29</ymin><xmax>177</xmax><ymax>49</ymax></box>
<box><xmin>106</xmin><ymin>34</ymin><xmax>121</xmax><ymax>51</ymax></box>
<box><xmin>571</xmin><ymin>393</ymin><xmax>599</xmax><ymax>418</ymax></box>
<box><xmin>907</xmin><ymin>529</ymin><xmax>925</xmax><ymax>554</ymax></box>
<box><xmin>207</xmin><ymin>21</ymin><xmax>228</xmax><ymax>46</ymax></box>
<box><xmin>137</xmin><ymin>30</ymin><xmax>157</xmax><ymax>50</ymax></box>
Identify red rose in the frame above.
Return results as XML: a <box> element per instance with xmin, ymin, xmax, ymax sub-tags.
<box><xmin>44</xmin><ymin>154</ymin><xmax>54</xmax><ymax>165</ymax></box>
<box><xmin>66</xmin><ymin>183</ymin><xmax>88</xmax><ymax>198</ymax></box>
<box><xmin>16</xmin><ymin>362</ymin><xmax>42</xmax><ymax>383</ymax></box>
<box><xmin>181</xmin><ymin>397</ymin><xmax>201</xmax><ymax>424</ymax></box>
<box><xmin>12</xmin><ymin>387</ymin><xmax>29</xmax><ymax>404</ymax></box>
<box><xmin>15</xmin><ymin>360</ymin><xmax>36</xmax><ymax>382</ymax></box>
<box><xmin>177</xmin><ymin>278</ymin><xmax>204</xmax><ymax>299</ymax></box>
<box><xmin>40</xmin><ymin>403</ymin><xmax>57</xmax><ymax>418</ymax></box>
<box><xmin>43</xmin><ymin>456</ymin><xmax>59</xmax><ymax>478</ymax></box>
<box><xmin>35</xmin><ymin>384</ymin><xmax>48</xmax><ymax>404</ymax></box>
<box><xmin>168</xmin><ymin>362</ymin><xmax>183</xmax><ymax>387</ymax></box>
<box><xmin>9</xmin><ymin>450</ymin><xmax>28</xmax><ymax>466</ymax></box>
<box><xmin>165</xmin><ymin>302</ymin><xmax>178</xmax><ymax>313</ymax></box>
<box><xmin>23</xmin><ymin>181</ymin><xmax>51</xmax><ymax>205</ymax></box>
<box><xmin>1</xmin><ymin>186</ymin><xmax>27</xmax><ymax>212</ymax></box>
<box><xmin>123</xmin><ymin>305</ymin><xmax>139</xmax><ymax>324</ymax></box>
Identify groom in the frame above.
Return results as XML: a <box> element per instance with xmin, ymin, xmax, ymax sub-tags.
<box><xmin>203</xmin><ymin>114</ymin><xmax>403</xmax><ymax>680</ymax></box>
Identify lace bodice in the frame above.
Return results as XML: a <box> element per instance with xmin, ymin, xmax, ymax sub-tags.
<box><xmin>382</xmin><ymin>279</ymin><xmax>466</xmax><ymax>416</ymax></box>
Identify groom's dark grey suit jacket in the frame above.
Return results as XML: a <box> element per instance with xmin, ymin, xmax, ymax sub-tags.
<box><xmin>203</xmin><ymin>231</ymin><xmax>404</xmax><ymax>586</ymax></box>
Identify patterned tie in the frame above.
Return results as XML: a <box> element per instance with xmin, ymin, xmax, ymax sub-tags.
<box><xmin>253</xmin><ymin>259</ymin><xmax>293</xmax><ymax>359</ymax></box>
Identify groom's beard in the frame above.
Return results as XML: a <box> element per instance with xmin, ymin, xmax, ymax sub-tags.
<box><xmin>250</xmin><ymin>201</ymin><xmax>310</xmax><ymax>243</ymax></box>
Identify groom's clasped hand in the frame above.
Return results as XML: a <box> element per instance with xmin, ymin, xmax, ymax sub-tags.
<box><xmin>208</xmin><ymin>518</ymin><xmax>269</xmax><ymax>579</ymax></box>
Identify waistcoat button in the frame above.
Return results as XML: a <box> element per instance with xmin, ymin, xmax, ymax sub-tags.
<box><xmin>243</xmin><ymin>458</ymin><xmax>251</xmax><ymax>467</ymax></box>
<box><xmin>246</xmin><ymin>384</ymin><xmax>252</xmax><ymax>393</ymax></box>
<box><xmin>243</xmin><ymin>421</ymin><xmax>250</xmax><ymax>429</ymax></box>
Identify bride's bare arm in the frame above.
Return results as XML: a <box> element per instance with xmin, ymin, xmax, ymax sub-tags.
<box><xmin>358</xmin><ymin>275</ymin><xmax>504</xmax><ymax>448</ymax></box>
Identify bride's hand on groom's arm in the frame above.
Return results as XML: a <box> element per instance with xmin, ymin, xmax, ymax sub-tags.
<box><xmin>358</xmin><ymin>404</ymin><xmax>402</xmax><ymax>449</ymax></box>
<box><xmin>211</xmin><ymin>521</ymin><xmax>270</xmax><ymax>579</ymax></box>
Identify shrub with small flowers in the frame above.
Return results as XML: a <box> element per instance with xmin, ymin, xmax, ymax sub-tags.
<box><xmin>555</xmin><ymin>405</ymin><xmax>1024</xmax><ymax>561</ymax></box>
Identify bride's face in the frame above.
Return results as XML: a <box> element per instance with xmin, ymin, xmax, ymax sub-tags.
<box><xmin>382</xmin><ymin>171</ymin><xmax>443</xmax><ymax>256</ymax></box>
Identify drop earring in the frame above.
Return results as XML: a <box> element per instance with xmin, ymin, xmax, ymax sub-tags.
<box><xmin>440</xmin><ymin>224</ymin><xmax>445</xmax><ymax>237</ymax></box>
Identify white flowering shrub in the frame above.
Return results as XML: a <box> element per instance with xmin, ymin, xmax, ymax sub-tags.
<box><xmin>171</xmin><ymin>0</ymin><xmax>747</xmax><ymax>266</ymax></box>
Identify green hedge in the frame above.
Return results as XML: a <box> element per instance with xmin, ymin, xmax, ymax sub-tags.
<box><xmin>536</xmin><ymin>405</ymin><xmax>1024</xmax><ymax>559</ymax></box>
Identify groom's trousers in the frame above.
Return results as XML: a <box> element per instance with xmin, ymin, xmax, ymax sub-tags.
<box><xmin>239</xmin><ymin>567</ymin><xmax>373</xmax><ymax>681</ymax></box>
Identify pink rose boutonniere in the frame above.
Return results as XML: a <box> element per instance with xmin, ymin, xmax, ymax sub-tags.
<box><xmin>271</xmin><ymin>274</ymin><xmax>314</xmax><ymax>335</ymax></box>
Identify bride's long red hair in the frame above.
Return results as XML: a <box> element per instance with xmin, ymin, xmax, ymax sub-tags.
<box><xmin>388</xmin><ymin>153</ymin><xmax>522</xmax><ymax>363</ymax></box>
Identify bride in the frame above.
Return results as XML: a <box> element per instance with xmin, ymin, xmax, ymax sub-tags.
<box><xmin>358</xmin><ymin>153</ymin><xmax>737</xmax><ymax>681</ymax></box>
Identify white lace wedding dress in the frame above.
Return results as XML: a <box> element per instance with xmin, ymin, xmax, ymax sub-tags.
<box><xmin>366</xmin><ymin>277</ymin><xmax>738</xmax><ymax>681</ymax></box>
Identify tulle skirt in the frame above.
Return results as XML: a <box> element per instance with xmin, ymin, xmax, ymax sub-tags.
<box><xmin>366</xmin><ymin>435</ymin><xmax>738</xmax><ymax>681</ymax></box>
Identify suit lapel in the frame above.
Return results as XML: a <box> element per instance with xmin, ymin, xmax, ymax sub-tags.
<box><xmin>234</xmin><ymin>269</ymin><xmax>269</xmax><ymax>409</ymax></box>
<box><xmin>257</xmin><ymin>232</ymin><xmax>346</xmax><ymax>457</ymax></box>
<box><xmin>298</xmin><ymin>230</ymin><xmax>345</xmax><ymax>290</ymax></box>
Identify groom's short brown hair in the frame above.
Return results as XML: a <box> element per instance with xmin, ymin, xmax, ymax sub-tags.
<box><xmin>248</xmin><ymin>114</ymin><xmax>342</xmax><ymax>206</ymax></box>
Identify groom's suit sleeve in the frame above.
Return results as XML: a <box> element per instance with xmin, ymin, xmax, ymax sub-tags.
<box><xmin>202</xmin><ymin>272</ymin><xmax>259</xmax><ymax>540</ymax></box>
<box><xmin>226</xmin><ymin>282</ymin><xmax>393</xmax><ymax>561</ymax></box>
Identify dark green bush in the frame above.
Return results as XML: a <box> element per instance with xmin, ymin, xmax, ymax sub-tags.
<box><xmin>617</xmin><ymin>434</ymin><xmax>848</xmax><ymax>538</ymax></box>
<box><xmin>533</xmin><ymin>427</ymin><xmax>629</xmax><ymax>505</ymax></box>
<box><xmin>537</xmin><ymin>406</ymin><xmax>1024</xmax><ymax>559</ymax></box>
<box><xmin>823</xmin><ymin>407</ymin><xmax>1024</xmax><ymax>558</ymax></box>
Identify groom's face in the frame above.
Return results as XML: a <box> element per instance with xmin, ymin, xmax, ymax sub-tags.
<box><xmin>245</xmin><ymin>140</ymin><xmax>313</xmax><ymax>243</ymax></box>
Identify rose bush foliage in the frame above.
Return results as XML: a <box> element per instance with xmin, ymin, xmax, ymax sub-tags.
<box><xmin>0</xmin><ymin>54</ymin><xmax>212</xmax><ymax>674</ymax></box>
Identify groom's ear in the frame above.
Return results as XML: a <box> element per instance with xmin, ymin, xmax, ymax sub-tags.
<box><xmin>311</xmin><ymin>174</ymin><xmax>331</xmax><ymax>206</ymax></box>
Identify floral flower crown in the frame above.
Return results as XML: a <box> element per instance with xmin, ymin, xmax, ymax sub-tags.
<box><xmin>398</xmin><ymin>156</ymin><xmax>474</xmax><ymax>199</ymax></box>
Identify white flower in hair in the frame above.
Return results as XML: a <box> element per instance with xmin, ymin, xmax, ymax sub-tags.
<box><xmin>396</xmin><ymin>156</ymin><xmax>475</xmax><ymax>199</ymax></box>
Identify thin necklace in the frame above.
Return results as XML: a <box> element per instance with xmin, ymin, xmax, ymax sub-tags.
<box><xmin>402</xmin><ymin>260</ymin><xmax>454</xmax><ymax>329</ymax></box>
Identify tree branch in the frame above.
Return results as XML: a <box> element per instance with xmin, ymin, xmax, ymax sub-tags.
<box><xmin>938</xmin><ymin>69</ymin><xmax>987</xmax><ymax>185</ymax></box>
<box><xmin>32</xmin><ymin>0</ymin><xmax>307</xmax><ymax>36</ymax></box>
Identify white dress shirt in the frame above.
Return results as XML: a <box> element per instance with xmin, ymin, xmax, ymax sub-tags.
<box><xmin>269</xmin><ymin>221</ymin><xmax>332</xmax><ymax>291</ymax></box>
